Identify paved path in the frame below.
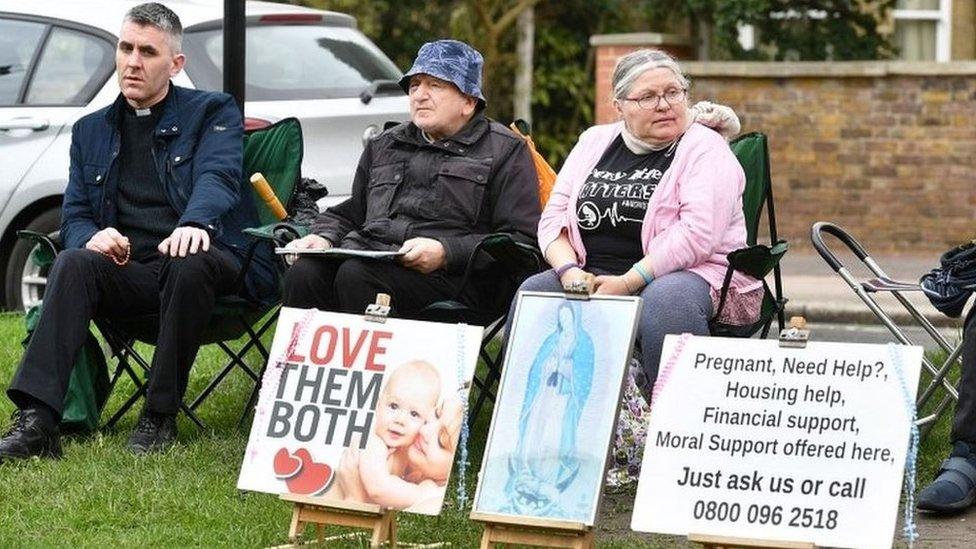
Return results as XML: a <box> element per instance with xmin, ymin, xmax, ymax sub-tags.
<box><xmin>908</xmin><ymin>507</ymin><xmax>976</xmax><ymax>547</ymax></box>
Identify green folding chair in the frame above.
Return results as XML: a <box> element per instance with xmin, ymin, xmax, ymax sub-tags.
<box><xmin>710</xmin><ymin>132</ymin><xmax>789</xmax><ymax>338</ymax></box>
<box><xmin>183</xmin><ymin>117</ymin><xmax>304</xmax><ymax>423</ymax></box>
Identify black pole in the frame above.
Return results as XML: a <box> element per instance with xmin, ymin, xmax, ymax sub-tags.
<box><xmin>223</xmin><ymin>0</ymin><xmax>245</xmax><ymax>115</ymax></box>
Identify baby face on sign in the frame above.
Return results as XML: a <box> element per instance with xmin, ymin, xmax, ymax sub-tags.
<box><xmin>373</xmin><ymin>361</ymin><xmax>441</xmax><ymax>449</ymax></box>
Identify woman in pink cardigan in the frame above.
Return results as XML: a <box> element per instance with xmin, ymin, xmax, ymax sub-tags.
<box><xmin>519</xmin><ymin>49</ymin><xmax>762</xmax><ymax>393</ymax></box>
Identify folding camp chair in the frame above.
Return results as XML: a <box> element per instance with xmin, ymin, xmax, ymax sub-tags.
<box><xmin>17</xmin><ymin>117</ymin><xmax>304</xmax><ymax>430</ymax></box>
<box><xmin>414</xmin><ymin>233</ymin><xmax>543</xmax><ymax>426</ymax></box>
<box><xmin>710</xmin><ymin>132</ymin><xmax>789</xmax><ymax>338</ymax></box>
<box><xmin>811</xmin><ymin>221</ymin><xmax>960</xmax><ymax>438</ymax></box>
<box><xmin>183</xmin><ymin>117</ymin><xmax>304</xmax><ymax>423</ymax></box>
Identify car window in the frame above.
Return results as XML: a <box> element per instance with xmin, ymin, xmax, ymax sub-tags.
<box><xmin>184</xmin><ymin>24</ymin><xmax>402</xmax><ymax>101</ymax></box>
<box><xmin>0</xmin><ymin>18</ymin><xmax>46</xmax><ymax>105</ymax></box>
<box><xmin>26</xmin><ymin>26</ymin><xmax>114</xmax><ymax>105</ymax></box>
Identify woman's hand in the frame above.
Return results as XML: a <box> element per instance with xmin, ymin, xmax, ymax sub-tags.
<box><xmin>560</xmin><ymin>267</ymin><xmax>595</xmax><ymax>293</ymax></box>
<box><xmin>594</xmin><ymin>270</ymin><xmax>646</xmax><ymax>296</ymax></box>
<box><xmin>593</xmin><ymin>275</ymin><xmax>632</xmax><ymax>295</ymax></box>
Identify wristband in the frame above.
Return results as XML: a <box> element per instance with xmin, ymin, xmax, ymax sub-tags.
<box><xmin>555</xmin><ymin>262</ymin><xmax>581</xmax><ymax>277</ymax></box>
<box><xmin>632</xmin><ymin>262</ymin><xmax>654</xmax><ymax>285</ymax></box>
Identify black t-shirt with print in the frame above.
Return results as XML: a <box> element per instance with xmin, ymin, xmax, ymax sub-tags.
<box><xmin>576</xmin><ymin>135</ymin><xmax>675</xmax><ymax>275</ymax></box>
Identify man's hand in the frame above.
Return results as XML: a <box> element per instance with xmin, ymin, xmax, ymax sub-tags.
<box><xmin>158</xmin><ymin>226</ymin><xmax>210</xmax><ymax>257</ymax></box>
<box><xmin>85</xmin><ymin>228</ymin><xmax>129</xmax><ymax>258</ymax></box>
<box><xmin>283</xmin><ymin>234</ymin><xmax>331</xmax><ymax>265</ymax></box>
<box><xmin>399</xmin><ymin>237</ymin><xmax>446</xmax><ymax>274</ymax></box>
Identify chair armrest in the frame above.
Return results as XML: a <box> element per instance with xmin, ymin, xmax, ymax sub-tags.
<box><xmin>243</xmin><ymin>221</ymin><xmax>309</xmax><ymax>247</ymax></box>
<box><xmin>17</xmin><ymin>230</ymin><xmax>63</xmax><ymax>268</ymax></box>
<box><xmin>476</xmin><ymin>233</ymin><xmax>544</xmax><ymax>273</ymax></box>
<box><xmin>726</xmin><ymin>240</ymin><xmax>789</xmax><ymax>280</ymax></box>
<box><xmin>450</xmin><ymin>233</ymin><xmax>544</xmax><ymax>303</ymax></box>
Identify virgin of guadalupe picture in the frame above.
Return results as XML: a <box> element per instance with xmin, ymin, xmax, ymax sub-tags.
<box><xmin>472</xmin><ymin>292</ymin><xmax>641</xmax><ymax>525</ymax></box>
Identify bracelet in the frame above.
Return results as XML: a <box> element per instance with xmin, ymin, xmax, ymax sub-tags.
<box><xmin>632</xmin><ymin>262</ymin><xmax>654</xmax><ymax>285</ymax></box>
<box><xmin>98</xmin><ymin>244</ymin><xmax>130</xmax><ymax>266</ymax></box>
<box><xmin>554</xmin><ymin>262</ymin><xmax>581</xmax><ymax>277</ymax></box>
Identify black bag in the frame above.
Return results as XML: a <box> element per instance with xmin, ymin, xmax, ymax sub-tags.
<box><xmin>288</xmin><ymin>177</ymin><xmax>328</xmax><ymax>227</ymax></box>
<box><xmin>920</xmin><ymin>240</ymin><xmax>976</xmax><ymax>318</ymax></box>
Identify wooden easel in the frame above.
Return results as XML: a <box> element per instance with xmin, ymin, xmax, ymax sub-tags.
<box><xmin>472</xmin><ymin>512</ymin><xmax>594</xmax><ymax>549</ymax></box>
<box><xmin>276</xmin><ymin>294</ymin><xmax>398</xmax><ymax>548</ymax></box>
<box><xmin>688</xmin><ymin>317</ymin><xmax>816</xmax><ymax>549</ymax></box>
<box><xmin>280</xmin><ymin>494</ymin><xmax>397</xmax><ymax>547</ymax></box>
<box><xmin>688</xmin><ymin>534</ymin><xmax>815</xmax><ymax>549</ymax></box>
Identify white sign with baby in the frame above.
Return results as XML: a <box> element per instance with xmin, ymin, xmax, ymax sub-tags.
<box><xmin>237</xmin><ymin>307</ymin><xmax>482</xmax><ymax>515</ymax></box>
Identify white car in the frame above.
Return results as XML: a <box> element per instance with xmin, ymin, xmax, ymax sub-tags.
<box><xmin>0</xmin><ymin>0</ymin><xmax>410</xmax><ymax>310</ymax></box>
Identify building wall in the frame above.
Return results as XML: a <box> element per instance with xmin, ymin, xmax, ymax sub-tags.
<box><xmin>953</xmin><ymin>0</ymin><xmax>976</xmax><ymax>60</ymax></box>
<box><xmin>592</xmin><ymin>56</ymin><xmax>976</xmax><ymax>252</ymax></box>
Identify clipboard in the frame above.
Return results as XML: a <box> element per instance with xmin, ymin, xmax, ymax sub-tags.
<box><xmin>275</xmin><ymin>247</ymin><xmax>405</xmax><ymax>260</ymax></box>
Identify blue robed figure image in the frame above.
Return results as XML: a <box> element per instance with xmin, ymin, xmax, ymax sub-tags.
<box><xmin>473</xmin><ymin>292</ymin><xmax>640</xmax><ymax>524</ymax></box>
<box><xmin>507</xmin><ymin>301</ymin><xmax>595</xmax><ymax>514</ymax></box>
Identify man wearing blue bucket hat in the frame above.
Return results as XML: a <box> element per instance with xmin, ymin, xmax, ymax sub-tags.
<box><xmin>282</xmin><ymin>40</ymin><xmax>540</xmax><ymax>317</ymax></box>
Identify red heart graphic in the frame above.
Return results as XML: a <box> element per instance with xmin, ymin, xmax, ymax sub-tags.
<box><xmin>285</xmin><ymin>448</ymin><xmax>335</xmax><ymax>496</ymax></box>
<box><xmin>294</xmin><ymin>448</ymin><xmax>314</xmax><ymax>464</ymax></box>
<box><xmin>272</xmin><ymin>448</ymin><xmax>303</xmax><ymax>480</ymax></box>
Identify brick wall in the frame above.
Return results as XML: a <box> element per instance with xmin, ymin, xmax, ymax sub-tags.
<box><xmin>592</xmin><ymin>57</ymin><xmax>976</xmax><ymax>253</ymax></box>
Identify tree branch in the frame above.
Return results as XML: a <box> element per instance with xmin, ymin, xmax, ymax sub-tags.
<box><xmin>495</xmin><ymin>0</ymin><xmax>543</xmax><ymax>35</ymax></box>
<box><xmin>474</xmin><ymin>1</ymin><xmax>494</xmax><ymax>33</ymax></box>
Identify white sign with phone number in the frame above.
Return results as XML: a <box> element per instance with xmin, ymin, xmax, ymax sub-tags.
<box><xmin>631</xmin><ymin>335</ymin><xmax>921</xmax><ymax>549</ymax></box>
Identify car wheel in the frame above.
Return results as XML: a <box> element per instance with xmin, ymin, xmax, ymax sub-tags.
<box><xmin>3</xmin><ymin>208</ymin><xmax>61</xmax><ymax>312</ymax></box>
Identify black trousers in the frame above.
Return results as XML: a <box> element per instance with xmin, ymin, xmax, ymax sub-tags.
<box><xmin>282</xmin><ymin>257</ymin><xmax>481</xmax><ymax>318</ymax></box>
<box><xmin>7</xmin><ymin>247</ymin><xmax>239</xmax><ymax>416</ymax></box>
<box><xmin>952</xmin><ymin>305</ymin><xmax>976</xmax><ymax>443</ymax></box>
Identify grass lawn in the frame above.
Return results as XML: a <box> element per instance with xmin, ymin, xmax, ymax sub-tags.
<box><xmin>0</xmin><ymin>311</ymin><xmax>957</xmax><ymax>547</ymax></box>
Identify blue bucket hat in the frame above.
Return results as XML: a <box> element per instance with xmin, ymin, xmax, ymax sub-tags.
<box><xmin>399</xmin><ymin>40</ymin><xmax>486</xmax><ymax>107</ymax></box>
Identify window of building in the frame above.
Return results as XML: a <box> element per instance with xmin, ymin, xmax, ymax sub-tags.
<box><xmin>893</xmin><ymin>0</ymin><xmax>951</xmax><ymax>61</ymax></box>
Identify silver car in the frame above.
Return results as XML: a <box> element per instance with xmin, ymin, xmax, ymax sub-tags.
<box><xmin>0</xmin><ymin>0</ymin><xmax>409</xmax><ymax>310</ymax></box>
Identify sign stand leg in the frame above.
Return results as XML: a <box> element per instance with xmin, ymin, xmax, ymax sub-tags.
<box><xmin>688</xmin><ymin>533</ymin><xmax>816</xmax><ymax>549</ymax></box>
<box><xmin>280</xmin><ymin>494</ymin><xmax>397</xmax><ymax>548</ymax></box>
<box><xmin>472</xmin><ymin>513</ymin><xmax>594</xmax><ymax>548</ymax></box>
<box><xmin>479</xmin><ymin>522</ymin><xmax>594</xmax><ymax>548</ymax></box>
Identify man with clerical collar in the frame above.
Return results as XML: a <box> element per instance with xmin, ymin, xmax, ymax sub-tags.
<box><xmin>282</xmin><ymin>39</ymin><xmax>540</xmax><ymax>318</ymax></box>
<box><xmin>0</xmin><ymin>2</ymin><xmax>274</xmax><ymax>460</ymax></box>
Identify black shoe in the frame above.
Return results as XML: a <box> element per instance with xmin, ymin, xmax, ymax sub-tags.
<box><xmin>127</xmin><ymin>410</ymin><xmax>177</xmax><ymax>455</ymax></box>
<box><xmin>917</xmin><ymin>441</ymin><xmax>976</xmax><ymax>514</ymax></box>
<box><xmin>0</xmin><ymin>408</ymin><xmax>62</xmax><ymax>462</ymax></box>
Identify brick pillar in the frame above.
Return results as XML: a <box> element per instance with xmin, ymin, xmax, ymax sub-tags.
<box><xmin>590</xmin><ymin>33</ymin><xmax>696</xmax><ymax>124</ymax></box>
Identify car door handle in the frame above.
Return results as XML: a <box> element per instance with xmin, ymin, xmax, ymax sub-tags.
<box><xmin>0</xmin><ymin>118</ymin><xmax>50</xmax><ymax>131</ymax></box>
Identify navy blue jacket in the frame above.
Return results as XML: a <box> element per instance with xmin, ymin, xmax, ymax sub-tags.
<box><xmin>61</xmin><ymin>85</ymin><xmax>276</xmax><ymax>304</ymax></box>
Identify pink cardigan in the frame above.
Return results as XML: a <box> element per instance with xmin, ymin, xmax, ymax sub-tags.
<box><xmin>538</xmin><ymin>121</ymin><xmax>762</xmax><ymax>295</ymax></box>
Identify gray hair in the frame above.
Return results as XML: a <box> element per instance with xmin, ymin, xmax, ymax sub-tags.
<box><xmin>612</xmin><ymin>49</ymin><xmax>689</xmax><ymax>100</ymax></box>
<box><xmin>124</xmin><ymin>2</ymin><xmax>183</xmax><ymax>53</ymax></box>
